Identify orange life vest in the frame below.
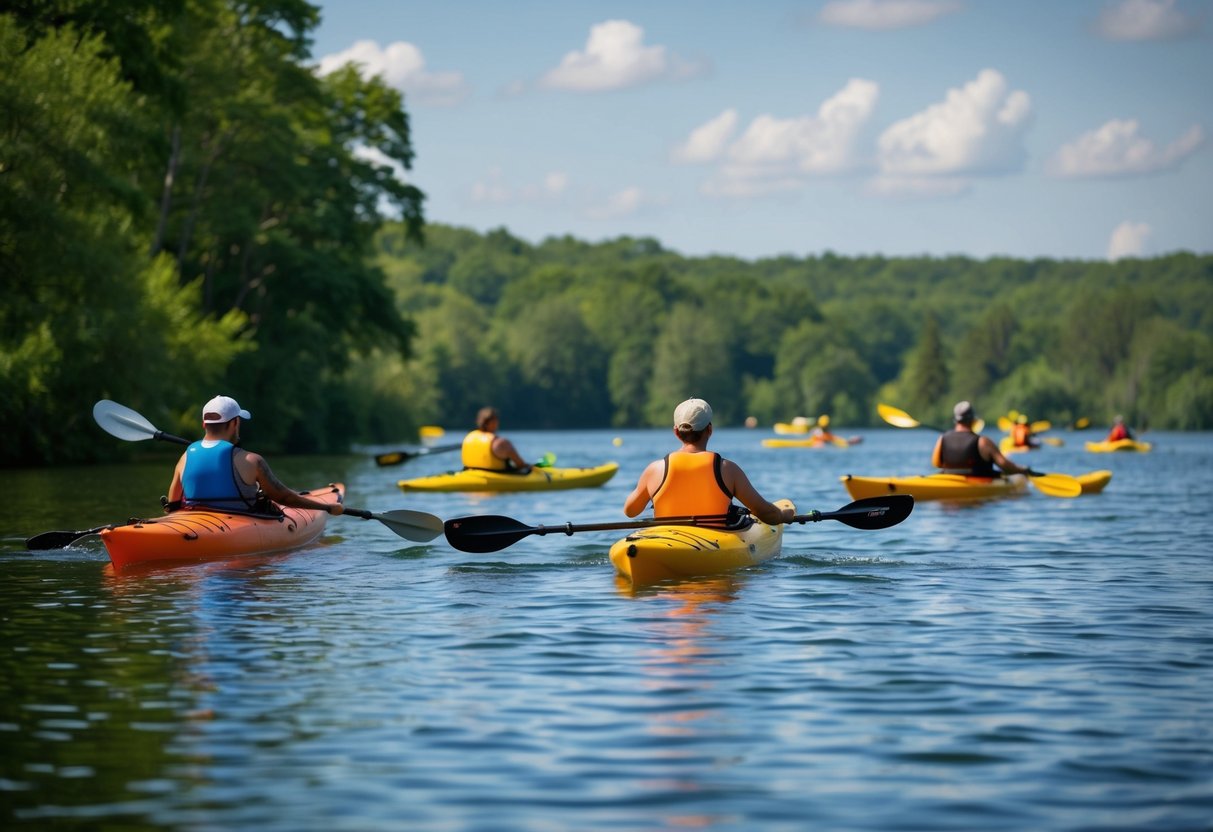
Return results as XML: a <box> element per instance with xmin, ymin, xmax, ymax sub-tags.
<box><xmin>652</xmin><ymin>451</ymin><xmax>733</xmax><ymax>518</ymax></box>
<box><xmin>1011</xmin><ymin>423</ymin><xmax>1031</xmax><ymax>446</ymax></box>
<box><xmin>461</xmin><ymin>430</ymin><xmax>505</xmax><ymax>470</ymax></box>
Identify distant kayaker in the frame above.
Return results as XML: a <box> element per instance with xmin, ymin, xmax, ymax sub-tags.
<box><xmin>167</xmin><ymin>395</ymin><xmax>345</xmax><ymax>515</ymax></box>
<box><xmin>933</xmin><ymin>401</ymin><xmax>1032</xmax><ymax>477</ymax></box>
<box><xmin>624</xmin><ymin>398</ymin><xmax>795</xmax><ymax>525</ymax></box>
<box><xmin>1106</xmin><ymin>415</ymin><xmax>1134</xmax><ymax>442</ymax></box>
<box><xmin>1010</xmin><ymin>414</ymin><xmax>1039</xmax><ymax>449</ymax></box>
<box><xmin>462</xmin><ymin>407</ymin><xmax>532</xmax><ymax>474</ymax></box>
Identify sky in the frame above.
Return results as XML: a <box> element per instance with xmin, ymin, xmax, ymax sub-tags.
<box><xmin>310</xmin><ymin>0</ymin><xmax>1212</xmax><ymax>262</ymax></box>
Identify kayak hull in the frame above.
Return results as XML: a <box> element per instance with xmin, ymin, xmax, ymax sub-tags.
<box><xmin>100</xmin><ymin>483</ymin><xmax>342</xmax><ymax>569</ymax></box>
<box><xmin>1077</xmin><ymin>470</ymin><xmax>1113</xmax><ymax>494</ymax></box>
<box><xmin>609</xmin><ymin>499</ymin><xmax>792</xmax><ymax>585</ymax></box>
<box><xmin>399</xmin><ymin>462</ymin><xmax>618</xmax><ymax>493</ymax></box>
<box><xmin>1085</xmin><ymin>439</ymin><xmax>1152</xmax><ymax>453</ymax></box>
<box><xmin>763</xmin><ymin>436</ymin><xmax>859</xmax><ymax>448</ymax></box>
<box><xmin>841</xmin><ymin>473</ymin><xmax>1027</xmax><ymax>502</ymax></box>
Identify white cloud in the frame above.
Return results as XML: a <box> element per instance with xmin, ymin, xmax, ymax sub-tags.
<box><xmin>1048</xmin><ymin>120</ymin><xmax>1205</xmax><ymax>178</ymax></box>
<box><xmin>470</xmin><ymin>168</ymin><xmax>569</xmax><ymax>205</ymax></box>
<box><xmin>1107</xmin><ymin>221</ymin><xmax>1152</xmax><ymax>259</ymax></box>
<box><xmin>876</xmin><ymin>69</ymin><xmax>1031</xmax><ymax>178</ymax></box>
<box><xmin>680</xmin><ymin>79</ymin><xmax>879</xmax><ymax>198</ymax></box>
<box><xmin>584</xmin><ymin>186</ymin><xmax>649</xmax><ymax>220</ymax></box>
<box><xmin>317</xmin><ymin>40</ymin><xmax>469</xmax><ymax>107</ymax></box>
<box><xmin>672</xmin><ymin>109</ymin><xmax>739</xmax><ymax>164</ymax></box>
<box><xmin>1094</xmin><ymin>0</ymin><xmax>1200</xmax><ymax>40</ymax></box>
<box><xmin>819</xmin><ymin>0</ymin><xmax>964</xmax><ymax>30</ymax></box>
<box><xmin>539</xmin><ymin>20</ymin><xmax>707</xmax><ymax>92</ymax></box>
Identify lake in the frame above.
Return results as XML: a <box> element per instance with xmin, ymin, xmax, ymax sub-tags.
<box><xmin>2</xmin><ymin>428</ymin><xmax>1211</xmax><ymax>830</ymax></box>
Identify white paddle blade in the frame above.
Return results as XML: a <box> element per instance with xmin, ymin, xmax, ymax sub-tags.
<box><xmin>376</xmin><ymin>509</ymin><xmax>444</xmax><ymax>542</ymax></box>
<box><xmin>93</xmin><ymin>399</ymin><xmax>160</xmax><ymax>441</ymax></box>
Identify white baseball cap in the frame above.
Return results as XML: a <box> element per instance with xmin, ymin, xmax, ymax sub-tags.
<box><xmin>202</xmin><ymin>395</ymin><xmax>251</xmax><ymax>423</ymax></box>
<box><xmin>673</xmin><ymin>398</ymin><xmax>713</xmax><ymax>431</ymax></box>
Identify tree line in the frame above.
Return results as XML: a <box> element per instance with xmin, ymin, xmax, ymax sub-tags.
<box><xmin>3</xmin><ymin>4</ymin><xmax>1209</xmax><ymax>467</ymax></box>
<box><xmin>358</xmin><ymin>225</ymin><xmax>1211</xmax><ymax>438</ymax></box>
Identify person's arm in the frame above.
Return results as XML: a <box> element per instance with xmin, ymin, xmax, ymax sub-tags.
<box><xmin>491</xmin><ymin>437</ymin><xmax>531</xmax><ymax>472</ymax></box>
<box><xmin>240</xmin><ymin>451</ymin><xmax>344</xmax><ymax>514</ymax></box>
<box><xmin>167</xmin><ymin>454</ymin><xmax>186</xmax><ymax>502</ymax></box>
<box><xmin>722</xmin><ymin>460</ymin><xmax>794</xmax><ymax>525</ymax></box>
<box><xmin>623</xmin><ymin>461</ymin><xmax>662</xmax><ymax>517</ymax></box>
<box><xmin>931</xmin><ymin>436</ymin><xmax>945</xmax><ymax>469</ymax></box>
<box><xmin>978</xmin><ymin>436</ymin><xmax>1030</xmax><ymax>475</ymax></box>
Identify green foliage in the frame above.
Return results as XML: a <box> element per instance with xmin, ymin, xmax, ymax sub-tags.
<box><xmin>371</xmin><ymin>223</ymin><xmax>1212</xmax><ymax>434</ymax></box>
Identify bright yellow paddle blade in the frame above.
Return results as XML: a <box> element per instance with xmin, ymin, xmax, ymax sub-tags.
<box><xmin>1030</xmin><ymin>420</ymin><xmax>1051</xmax><ymax>433</ymax></box>
<box><xmin>997</xmin><ymin>416</ymin><xmax>1014</xmax><ymax>432</ymax></box>
<box><xmin>1029</xmin><ymin>472</ymin><xmax>1082</xmax><ymax>498</ymax></box>
<box><xmin>818</xmin><ymin>414</ymin><xmax>830</xmax><ymax>427</ymax></box>
<box><xmin>1074</xmin><ymin>417</ymin><xmax>1090</xmax><ymax>430</ymax></box>
<box><xmin>877</xmin><ymin>403</ymin><xmax>920</xmax><ymax>429</ymax></box>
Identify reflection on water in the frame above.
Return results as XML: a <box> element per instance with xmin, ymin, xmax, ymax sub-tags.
<box><xmin>2</xmin><ymin>432</ymin><xmax>1212</xmax><ymax>830</ymax></box>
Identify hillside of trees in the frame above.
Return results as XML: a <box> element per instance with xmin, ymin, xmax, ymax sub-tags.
<box><xmin>3</xmin><ymin>4</ymin><xmax>1210</xmax><ymax>467</ymax></box>
<box><xmin>357</xmin><ymin>224</ymin><xmax>1212</xmax><ymax>437</ymax></box>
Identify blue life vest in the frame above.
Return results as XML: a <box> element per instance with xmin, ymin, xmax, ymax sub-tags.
<box><xmin>182</xmin><ymin>440</ymin><xmax>259</xmax><ymax>510</ymax></box>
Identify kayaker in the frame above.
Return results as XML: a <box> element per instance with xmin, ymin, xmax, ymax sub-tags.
<box><xmin>624</xmin><ymin>398</ymin><xmax>795</xmax><ymax>525</ymax></box>
<box><xmin>933</xmin><ymin>401</ymin><xmax>1032</xmax><ymax>477</ymax></box>
<box><xmin>1106</xmin><ymin>415</ymin><xmax>1134</xmax><ymax>442</ymax></box>
<box><xmin>166</xmin><ymin>395</ymin><xmax>345</xmax><ymax>515</ymax></box>
<box><xmin>1010</xmin><ymin>414</ymin><xmax>1039</xmax><ymax>449</ymax></box>
<box><xmin>462</xmin><ymin>407</ymin><xmax>531</xmax><ymax>474</ymax></box>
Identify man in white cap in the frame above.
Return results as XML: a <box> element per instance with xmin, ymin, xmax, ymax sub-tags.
<box><xmin>932</xmin><ymin>400</ymin><xmax>1030</xmax><ymax>477</ymax></box>
<box><xmin>165</xmin><ymin>395</ymin><xmax>345</xmax><ymax>515</ymax></box>
<box><xmin>624</xmin><ymin>398</ymin><xmax>794</xmax><ymax>525</ymax></box>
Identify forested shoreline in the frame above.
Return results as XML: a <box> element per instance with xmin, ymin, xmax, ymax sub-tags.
<box><xmin>3</xmin><ymin>4</ymin><xmax>1210</xmax><ymax>467</ymax></box>
<box><xmin>360</xmin><ymin>225</ymin><xmax>1212</xmax><ymax>437</ymax></box>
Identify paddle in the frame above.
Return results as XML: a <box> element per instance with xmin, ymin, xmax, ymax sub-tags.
<box><xmin>877</xmin><ymin>403</ymin><xmax>1081</xmax><ymax>498</ymax></box>
<box><xmin>374</xmin><ymin>443</ymin><xmax>462</xmax><ymax>467</ymax></box>
<box><xmin>443</xmin><ymin>495</ymin><xmax>914</xmax><ymax>554</ymax></box>
<box><xmin>83</xmin><ymin>400</ymin><xmax>445</xmax><ymax>543</ymax></box>
<box><xmin>877</xmin><ymin>403</ymin><xmax>984</xmax><ymax>434</ymax></box>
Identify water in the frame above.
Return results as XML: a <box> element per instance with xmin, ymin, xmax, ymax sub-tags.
<box><xmin>2</xmin><ymin>429</ymin><xmax>1211</xmax><ymax>831</ymax></box>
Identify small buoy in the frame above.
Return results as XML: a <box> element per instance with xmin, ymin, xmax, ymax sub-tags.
<box><xmin>612</xmin><ymin>437</ymin><xmax>623</xmax><ymax>446</ymax></box>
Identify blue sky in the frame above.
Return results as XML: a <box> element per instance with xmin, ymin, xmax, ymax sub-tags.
<box><xmin>311</xmin><ymin>0</ymin><xmax>1212</xmax><ymax>261</ymax></box>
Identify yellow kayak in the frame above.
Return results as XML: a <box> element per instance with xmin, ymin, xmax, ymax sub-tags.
<box><xmin>609</xmin><ymin>500</ymin><xmax>792</xmax><ymax>585</ymax></box>
<box><xmin>1085</xmin><ymin>439</ymin><xmax>1152</xmax><ymax>453</ymax></box>
<box><xmin>762</xmin><ymin>436</ymin><xmax>860</xmax><ymax>448</ymax></box>
<box><xmin>841</xmin><ymin>473</ymin><xmax>1028</xmax><ymax>502</ymax></box>
<box><xmin>399</xmin><ymin>462</ymin><xmax>618</xmax><ymax>493</ymax></box>
<box><xmin>1077</xmin><ymin>470</ymin><xmax>1113</xmax><ymax>494</ymax></box>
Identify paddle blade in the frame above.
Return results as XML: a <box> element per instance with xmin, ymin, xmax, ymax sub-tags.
<box><xmin>444</xmin><ymin>515</ymin><xmax>536</xmax><ymax>553</ymax></box>
<box><xmin>374</xmin><ymin>509</ymin><xmax>444</xmax><ymax>542</ymax></box>
<box><xmin>26</xmin><ymin>528</ymin><xmax>100</xmax><ymax>550</ymax></box>
<box><xmin>877</xmin><ymin>403</ymin><xmax>920</xmax><ymax>429</ymax></box>
<box><xmin>534</xmin><ymin>452</ymin><xmax>556</xmax><ymax>469</ymax></box>
<box><xmin>375</xmin><ymin>451</ymin><xmax>412</xmax><ymax>467</ymax></box>
<box><xmin>1027</xmin><ymin>472</ymin><xmax>1082</xmax><ymax>498</ymax></box>
<box><xmin>1031</xmin><ymin>420</ymin><xmax>1051</xmax><ymax>433</ymax></box>
<box><xmin>830</xmin><ymin>495</ymin><xmax>914</xmax><ymax>530</ymax></box>
<box><xmin>93</xmin><ymin>400</ymin><xmax>159</xmax><ymax>441</ymax></box>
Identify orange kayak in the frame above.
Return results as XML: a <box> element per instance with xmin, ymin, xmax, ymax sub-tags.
<box><xmin>100</xmin><ymin>483</ymin><xmax>343</xmax><ymax>569</ymax></box>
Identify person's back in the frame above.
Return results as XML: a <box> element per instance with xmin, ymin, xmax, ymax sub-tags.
<box><xmin>1107</xmin><ymin>417</ymin><xmax>1133</xmax><ymax>442</ymax></box>
<box><xmin>168</xmin><ymin>395</ymin><xmax>344</xmax><ymax>517</ymax></box>
<box><xmin>461</xmin><ymin>407</ymin><xmax>530</xmax><ymax>473</ymax></box>
<box><xmin>624</xmin><ymin>398</ymin><xmax>793</xmax><ymax>525</ymax></box>
<box><xmin>933</xmin><ymin>401</ymin><xmax>1030</xmax><ymax>479</ymax></box>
